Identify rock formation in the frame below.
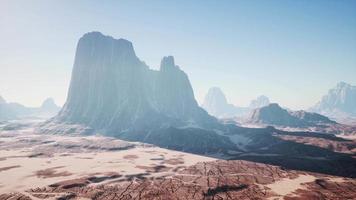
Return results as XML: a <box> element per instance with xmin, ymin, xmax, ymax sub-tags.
<box><xmin>38</xmin><ymin>98</ymin><xmax>61</xmax><ymax>117</ymax></box>
<box><xmin>201</xmin><ymin>87</ymin><xmax>247</xmax><ymax>118</ymax></box>
<box><xmin>41</xmin><ymin>98</ymin><xmax>60</xmax><ymax>112</ymax></box>
<box><xmin>52</xmin><ymin>32</ymin><xmax>218</xmax><ymax>137</ymax></box>
<box><xmin>249</xmin><ymin>103</ymin><xmax>335</xmax><ymax>127</ymax></box>
<box><xmin>291</xmin><ymin>110</ymin><xmax>335</xmax><ymax>125</ymax></box>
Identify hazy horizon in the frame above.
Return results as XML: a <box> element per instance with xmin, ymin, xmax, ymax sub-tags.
<box><xmin>1</xmin><ymin>0</ymin><xmax>355</xmax><ymax>110</ymax></box>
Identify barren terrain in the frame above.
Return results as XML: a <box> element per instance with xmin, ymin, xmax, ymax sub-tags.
<box><xmin>0</xmin><ymin>120</ymin><xmax>355</xmax><ymax>199</ymax></box>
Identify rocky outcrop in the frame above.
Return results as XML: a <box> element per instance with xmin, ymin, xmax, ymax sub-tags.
<box><xmin>249</xmin><ymin>103</ymin><xmax>336</xmax><ymax>127</ymax></box>
<box><xmin>249</xmin><ymin>103</ymin><xmax>304</xmax><ymax>126</ymax></box>
<box><xmin>311</xmin><ymin>82</ymin><xmax>356</xmax><ymax>119</ymax></box>
<box><xmin>291</xmin><ymin>110</ymin><xmax>335</xmax><ymax>125</ymax></box>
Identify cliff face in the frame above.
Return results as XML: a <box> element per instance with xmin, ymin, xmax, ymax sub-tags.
<box><xmin>56</xmin><ymin>32</ymin><xmax>216</xmax><ymax>134</ymax></box>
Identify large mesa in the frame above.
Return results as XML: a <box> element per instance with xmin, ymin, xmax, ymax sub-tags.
<box><xmin>53</xmin><ymin>32</ymin><xmax>217</xmax><ymax>135</ymax></box>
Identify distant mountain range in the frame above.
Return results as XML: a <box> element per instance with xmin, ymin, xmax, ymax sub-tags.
<box><xmin>202</xmin><ymin>82</ymin><xmax>356</xmax><ymax>126</ymax></box>
<box><xmin>201</xmin><ymin>87</ymin><xmax>269</xmax><ymax>118</ymax></box>
<box><xmin>0</xmin><ymin>96</ymin><xmax>60</xmax><ymax>121</ymax></box>
<box><xmin>310</xmin><ymin>82</ymin><xmax>356</xmax><ymax>122</ymax></box>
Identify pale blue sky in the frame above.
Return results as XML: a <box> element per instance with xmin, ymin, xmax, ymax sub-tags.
<box><xmin>0</xmin><ymin>0</ymin><xmax>355</xmax><ymax>110</ymax></box>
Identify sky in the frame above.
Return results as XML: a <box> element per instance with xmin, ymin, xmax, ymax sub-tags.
<box><xmin>0</xmin><ymin>0</ymin><xmax>355</xmax><ymax>110</ymax></box>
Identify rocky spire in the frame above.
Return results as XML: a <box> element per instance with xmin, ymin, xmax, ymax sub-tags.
<box><xmin>156</xmin><ymin>56</ymin><xmax>200</xmax><ymax>119</ymax></box>
<box><xmin>202</xmin><ymin>87</ymin><xmax>229</xmax><ymax>117</ymax></box>
<box><xmin>160</xmin><ymin>56</ymin><xmax>176</xmax><ymax>71</ymax></box>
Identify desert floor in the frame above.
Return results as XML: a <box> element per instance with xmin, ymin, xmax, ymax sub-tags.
<box><xmin>0</xmin><ymin>120</ymin><xmax>355</xmax><ymax>200</ymax></box>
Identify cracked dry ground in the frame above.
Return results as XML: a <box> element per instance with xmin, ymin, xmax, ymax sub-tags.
<box><xmin>1</xmin><ymin>160</ymin><xmax>355</xmax><ymax>200</ymax></box>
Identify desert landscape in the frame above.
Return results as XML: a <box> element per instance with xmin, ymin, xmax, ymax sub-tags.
<box><xmin>1</xmin><ymin>119</ymin><xmax>356</xmax><ymax>200</ymax></box>
<box><xmin>1</xmin><ymin>31</ymin><xmax>356</xmax><ymax>200</ymax></box>
<box><xmin>1</xmin><ymin>1</ymin><xmax>356</xmax><ymax>199</ymax></box>
<box><xmin>1</xmin><ymin>31</ymin><xmax>355</xmax><ymax>199</ymax></box>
